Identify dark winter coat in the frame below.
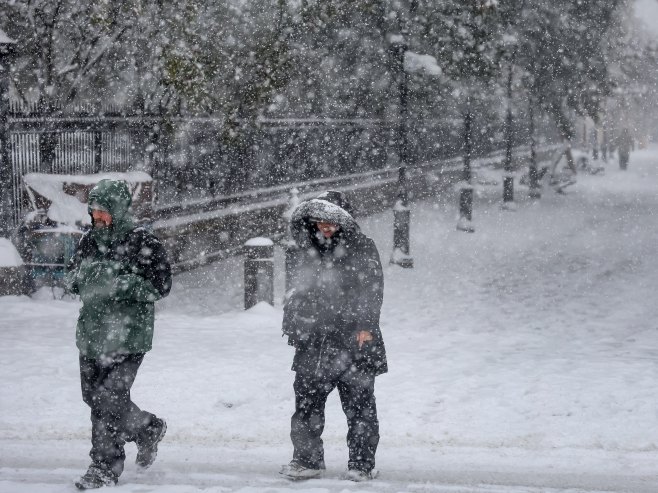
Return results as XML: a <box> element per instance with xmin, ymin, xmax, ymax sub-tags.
<box><xmin>65</xmin><ymin>180</ymin><xmax>172</xmax><ymax>358</ymax></box>
<box><xmin>282</xmin><ymin>199</ymin><xmax>387</xmax><ymax>376</ymax></box>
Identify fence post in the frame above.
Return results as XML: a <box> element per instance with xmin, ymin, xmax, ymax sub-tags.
<box><xmin>390</xmin><ymin>166</ymin><xmax>413</xmax><ymax>268</ymax></box>
<box><xmin>93</xmin><ymin>130</ymin><xmax>102</xmax><ymax>173</ymax></box>
<box><xmin>244</xmin><ymin>237</ymin><xmax>274</xmax><ymax>309</ymax></box>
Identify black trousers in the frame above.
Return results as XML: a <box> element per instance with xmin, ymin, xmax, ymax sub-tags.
<box><xmin>79</xmin><ymin>353</ymin><xmax>156</xmax><ymax>476</ymax></box>
<box><xmin>291</xmin><ymin>358</ymin><xmax>379</xmax><ymax>472</ymax></box>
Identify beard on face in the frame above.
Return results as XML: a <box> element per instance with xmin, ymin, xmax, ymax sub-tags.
<box><xmin>93</xmin><ymin>218</ymin><xmax>111</xmax><ymax>229</ymax></box>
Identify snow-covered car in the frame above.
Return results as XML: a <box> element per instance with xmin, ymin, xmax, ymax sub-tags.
<box><xmin>13</xmin><ymin>172</ymin><xmax>153</xmax><ymax>291</ymax></box>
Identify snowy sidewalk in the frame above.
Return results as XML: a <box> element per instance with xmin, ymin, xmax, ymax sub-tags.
<box><xmin>2</xmin><ymin>149</ymin><xmax>658</xmax><ymax>492</ymax></box>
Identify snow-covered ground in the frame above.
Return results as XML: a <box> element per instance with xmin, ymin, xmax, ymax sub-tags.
<box><xmin>2</xmin><ymin>148</ymin><xmax>658</xmax><ymax>492</ymax></box>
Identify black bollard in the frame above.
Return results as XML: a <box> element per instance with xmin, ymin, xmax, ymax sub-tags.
<box><xmin>503</xmin><ymin>176</ymin><xmax>514</xmax><ymax>203</ymax></box>
<box><xmin>457</xmin><ymin>187</ymin><xmax>475</xmax><ymax>232</ymax></box>
<box><xmin>243</xmin><ymin>238</ymin><xmax>274</xmax><ymax>309</ymax></box>
<box><xmin>501</xmin><ymin>175</ymin><xmax>517</xmax><ymax>211</ymax></box>
<box><xmin>390</xmin><ymin>166</ymin><xmax>413</xmax><ymax>268</ymax></box>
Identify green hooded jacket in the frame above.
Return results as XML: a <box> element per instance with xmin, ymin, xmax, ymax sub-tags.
<box><xmin>65</xmin><ymin>179</ymin><xmax>172</xmax><ymax>358</ymax></box>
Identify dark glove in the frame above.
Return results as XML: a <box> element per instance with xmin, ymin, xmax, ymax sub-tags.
<box><xmin>76</xmin><ymin>260</ymin><xmax>118</xmax><ymax>302</ymax></box>
<box><xmin>112</xmin><ymin>274</ymin><xmax>161</xmax><ymax>302</ymax></box>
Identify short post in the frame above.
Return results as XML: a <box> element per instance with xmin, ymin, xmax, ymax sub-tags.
<box><xmin>243</xmin><ymin>237</ymin><xmax>274</xmax><ymax>309</ymax></box>
<box><xmin>390</xmin><ymin>166</ymin><xmax>413</xmax><ymax>268</ymax></box>
<box><xmin>502</xmin><ymin>175</ymin><xmax>515</xmax><ymax>205</ymax></box>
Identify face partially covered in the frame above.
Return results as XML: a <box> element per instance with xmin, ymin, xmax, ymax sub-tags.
<box><xmin>315</xmin><ymin>221</ymin><xmax>339</xmax><ymax>238</ymax></box>
<box><xmin>91</xmin><ymin>209</ymin><xmax>113</xmax><ymax>228</ymax></box>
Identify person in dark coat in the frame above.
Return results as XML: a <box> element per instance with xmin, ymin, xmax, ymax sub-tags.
<box><xmin>280</xmin><ymin>191</ymin><xmax>386</xmax><ymax>482</ymax></box>
<box><xmin>65</xmin><ymin>179</ymin><xmax>172</xmax><ymax>490</ymax></box>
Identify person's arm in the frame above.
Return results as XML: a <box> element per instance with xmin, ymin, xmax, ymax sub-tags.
<box><xmin>64</xmin><ymin>233</ymin><xmax>96</xmax><ymax>295</ymax></box>
<box><xmin>113</xmin><ymin>230</ymin><xmax>172</xmax><ymax>302</ymax></box>
<box><xmin>355</xmin><ymin>237</ymin><xmax>384</xmax><ymax>347</ymax></box>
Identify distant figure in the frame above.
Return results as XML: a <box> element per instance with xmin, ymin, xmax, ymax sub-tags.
<box><xmin>618</xmin><ymin>128</ymin><xmax>633</xmax><ymax>170</ymax></box>
<box><xmin>65</xmin><ymin>179</ymin><xmax>171</xmax><ymax>490</ymax></box>
<box><xmin>280</xmin><ymin>191</ymin><xmax>387</xmax><ymax>482</ymax></box>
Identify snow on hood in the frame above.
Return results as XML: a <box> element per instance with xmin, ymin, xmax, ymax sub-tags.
<box><xmin>290</xmin><ymin>198</ymin><xmax>359</xmax><ymax>247</ymax></box>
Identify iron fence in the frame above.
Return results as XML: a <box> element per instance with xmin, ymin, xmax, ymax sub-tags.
<box><xmin>5</xmin><ymin>102</ymin><xmax>543</xmax><ymax>229</ymax></box>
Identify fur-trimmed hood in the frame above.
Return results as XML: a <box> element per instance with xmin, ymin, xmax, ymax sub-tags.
<box><xmin>290</xmin><ymin>199</ymin><xmax>360</xmax><ymax>248</ymax></box>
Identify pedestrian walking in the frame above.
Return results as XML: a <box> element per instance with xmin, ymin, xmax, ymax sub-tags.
<box><xmin>65</xmin><ymin>179</ymin><xmax>172</xmax><ymax>490</ymax></box>
<box><xmin>280</xmin><ymin>190</ymin><xmax>387</xmax><ymax>482</ymax></box>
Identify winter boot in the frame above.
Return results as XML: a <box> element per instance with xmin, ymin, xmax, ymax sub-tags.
<box><xmin>74</xmin><ymin>464</ymin><xmax>118</xmax><ymax>490</ymax></box>
<box><xmin>136</xmin><ymin>417</ymin><xmax>167</xmax><ymax>469</ymax></box>
<box><xmin>279</xmin><ymin>460</ymin><xmax>323</xmax><ymax>480</ymax></box>
<box><xmin>342</xmin><ymin>468</ymin><xmax>379</xmax><ymax>482</ymax></box>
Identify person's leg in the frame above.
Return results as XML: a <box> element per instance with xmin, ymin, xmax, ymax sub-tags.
<box><xmin>78</xmin><ymin>354</ymin><xmax>122</xmax><ymax>488</ymax></box>
<box><xmin>81</xmin><ymin>353</ymin><xmax>153</xmax><ymax>477</ymax></box>
<box><xmin>110</xmin><ymin>353</ymin><xmax>158</xmax><ymax>443</ymax></box>
<box><xmin>290</xmin><ymin>372</ymin><xmax>335</xmax><ymax>469</ymax></box>
<box><xmin>337</xmin><ymin>368</ymin><xmax>379</xmax><ymax>473</ymax></box>
<box><xmin>80</xmin><ymin>354</ymin><xmax>122</xmax><ymax>476</ymax></box>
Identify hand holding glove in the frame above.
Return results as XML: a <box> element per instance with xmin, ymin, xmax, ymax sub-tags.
<box><xmin>112</xmin><ymin>274</ymin><xmax>161</xmax><ymax>302</ymax></box>
<box><xmin>76</xmin><ymin>260</ymin><xmax>117</xmax><ymax>302</ymax></box>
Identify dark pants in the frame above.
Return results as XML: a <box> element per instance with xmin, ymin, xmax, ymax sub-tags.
<box><xmin>79</xmin><ymin>353</ymin><xmax>156</xmax><ymax>476</ymax></box>
<box><xmin>291</xmin><ymin>362</ymin><xmax>379</xmax><ymax>472</ymax></box>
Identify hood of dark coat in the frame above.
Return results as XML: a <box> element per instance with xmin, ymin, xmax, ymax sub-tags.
<box><xmin>88</xmin><ymin>179</ymin><xmax>134</xmax><ymax>243</ymax></box>
<box><xmin>88</xmin><ymin>179</ymin><xmax>132</xmax><ymax>219</ymax></box>
<box><xmin>290</xmin><ymin>199</ymin><xmax>360</xmax><ymax>248</ymax></box>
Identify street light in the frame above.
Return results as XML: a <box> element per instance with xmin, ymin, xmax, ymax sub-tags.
<box><xmin>502</xmin><ymin>44</ymin><xmax>517</xmax><ymax>210</ymax></box>
<box><xmin>0</xmin><ymin>28</ymin><xmax>17</xmax><ymax>237</ymax></box>
<box><xmin>388</xmin><ymin>33</ymin><xmax>413</xmax><ymax>268</ymax></box>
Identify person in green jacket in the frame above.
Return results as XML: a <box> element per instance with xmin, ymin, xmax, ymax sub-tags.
<box><xmin>65</xmin><ymin>179</ymin><xmax>172</xmax><ymax>490</ymax></box>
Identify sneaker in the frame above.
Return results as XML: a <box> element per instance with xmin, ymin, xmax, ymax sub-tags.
<box><xmin>74</xmin><ymin>464</ymin><xmax>118</xmax><ymax>490</ymax></box>
<box><xmin>342</xmin><ymin>468</ymin><xmax>379</xmax><ymax>482</ymax></box>
<box><xmin>279</xmin><ymin>460</ymin><xmax>323</xmax><ymax>480</ymax></box>
<box><xmin>136</xmin><ymin>417</ymin><xmax>167</xmax><ymax>469</ymax></box>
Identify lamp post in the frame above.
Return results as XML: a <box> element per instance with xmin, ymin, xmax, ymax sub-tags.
<box><xmin>456</xmin><ymin>97</ymin><xmax>475</xmax><ymax>233</ymax></box>
<box><xmin>500</xmin><ymin>20</ymin><xmax>522</xmax><ymax>211</ymax></box>
<box><xmin>388</xmin><ymin>33</ymin><xmax>413</xmax><ymax>268</ymax></box>
<box><xmin>0</xmin><ymin>29</ymin><xmax>17</xmax><ymax>237</ymax></box>
<box><xmin>527</xmin><ymin>95</ymin><xmax>541</xmax><ymax>198</ymax></box>
<box><xmin>502</xmin><ymin>62</ymin><xmax>516</xmax><ymax>210</ymax></box>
